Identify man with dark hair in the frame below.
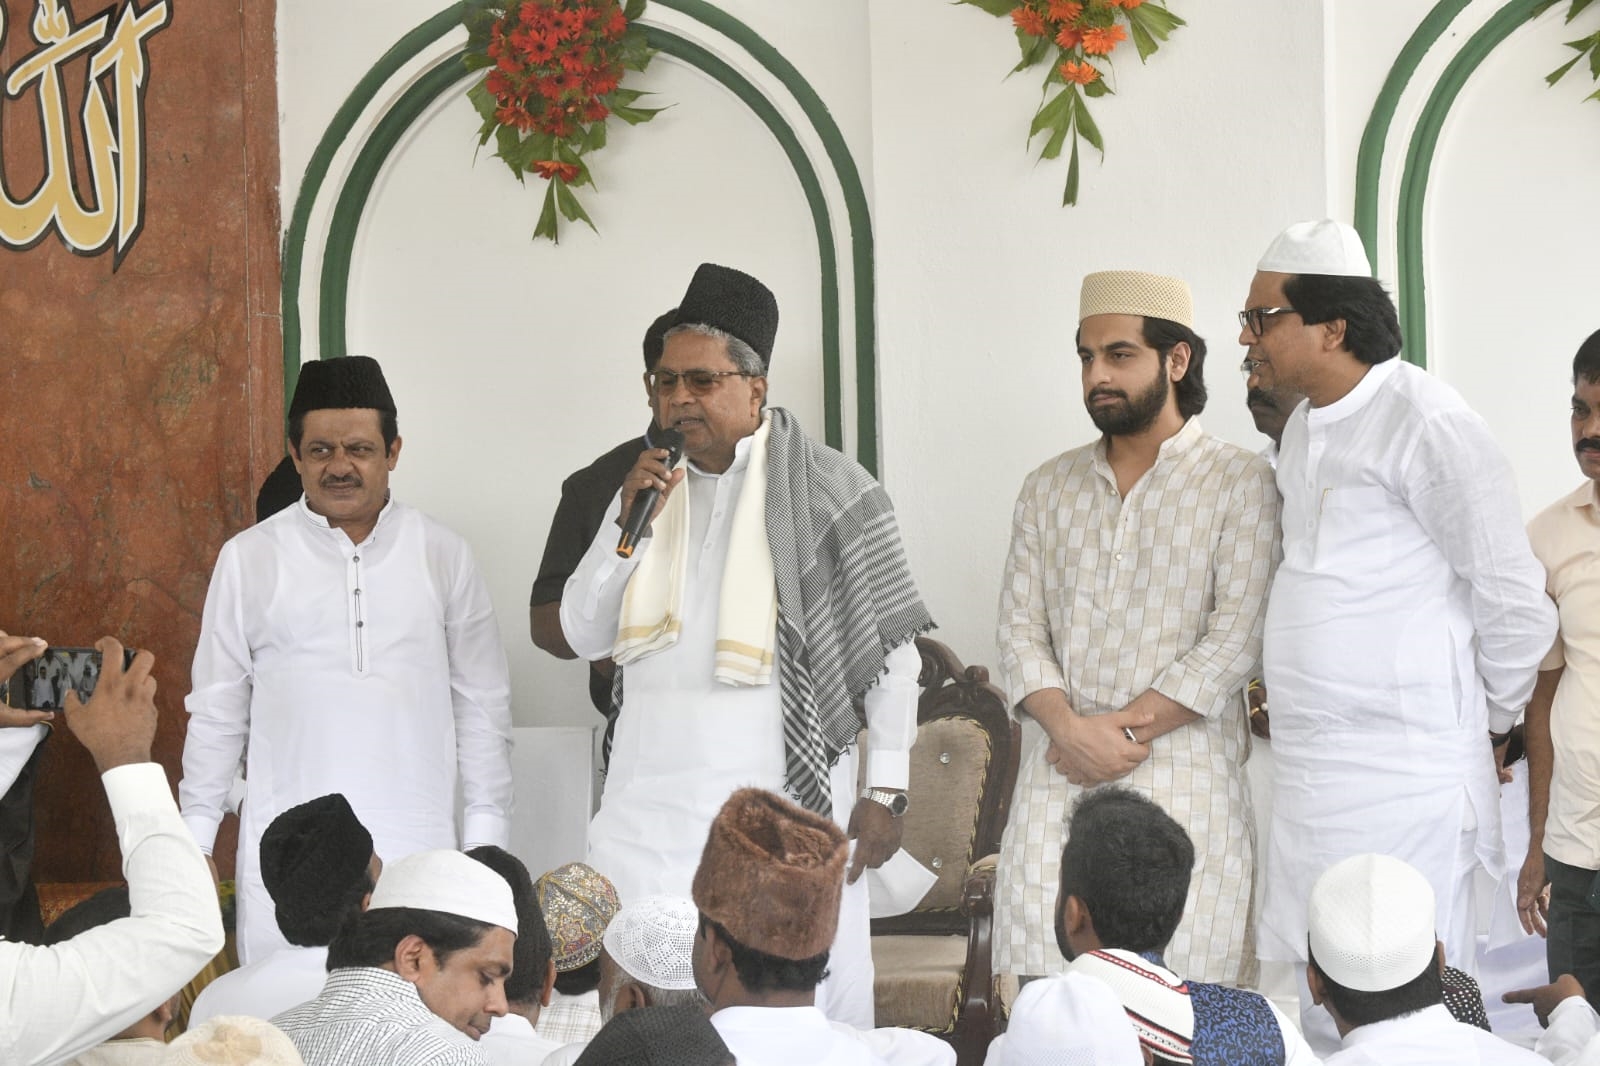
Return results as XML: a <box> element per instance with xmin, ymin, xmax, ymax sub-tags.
<box><xmin>563</xmin><ymin>264</ymin><xmax>931</xmax><ymax>1026</ymax></box>
<box><xmin>691</xmin><ymin>788</ymin><xmax>887</xmax><ymax>1065</ymax></box>
<box><xmin>45</xmin><ymin>887</ymin><xmax>179</xmax><ymax>1065</ymax></box>
<box><xmin>530</xmin><ymin>309</ymin><xmax>676</xmax><ymax>723</ymax></box>
<box><xmin>190</xmin><ymin>793</ymin><xmax>380</xmax><ymax>1025</ymax></box>
<box><xmin>1</xmin><ymin>637</ymin><xmax>224</xmax><ymax>1065</ymax></box>
<box><xmin>469</xmin><ymin>846</ymin><xmax>561</xmax><ymax>1066</ymax></box>
<box><xmin>1049</xmin><ymin>787</ymin><xmax>1315</xmax><ymax>1065</ymax></box>
<box><xmin>181</xmin><ymin>355</ymin><xmax>515</xmax><ymax>965</ymax></box>
<box><xmin>996</xmin><ymin>270</ymin><xmax>1280</xmax><ymax>985</ymax></box>
<box><xmin>1516</xmin><ymin>327</ymin><xmax>1600</xmax><ymax>1009</ymax></box>
<box><xmin>1306</xmin><ymin>853</ymin><xmax>1543</xmax><ymax>1064</ymax></box>
<box><xmin>273</xmin><ymin>848</ymin><xmax>518</xmax><ymax>1065</ymax></box>
<box><xmin>1240</xmin><ymin>221</ymin><xmax>1555</xmax><ymax>1044</ymax></box>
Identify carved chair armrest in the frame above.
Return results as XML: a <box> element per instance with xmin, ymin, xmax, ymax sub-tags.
<box><xmin>961</xmin><ymin>853</ymin><xmax>998</xmax><ymax>920</ymax></box>
<box><xmin>955</xmin><ymin>853</ymin><xmax>1001</xmax><ymax>1061</ymax></box>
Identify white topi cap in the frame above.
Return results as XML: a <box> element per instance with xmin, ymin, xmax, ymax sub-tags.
<box><xmin>368</xmin><ymin>849</ymin><xmax>519</xmax><ymax>934</ymax></box>
<box><xmin>602</xmin><ymin>894</ymin><xmax>699</xmax><ymax>990</ymax></box>
<box><xmin>1257</xmin><ymin>219</ymin><xmax>1373</xmax><ymax>277</ymax></box>
<box><xmin>998</xmin><ymin>972</ymin><xmax>1144</xmax><ymax>1066</ymax></box>
<box><xmin>1079</xmin><ymin>270</ymin><xmax>1195</xmax><ymax>328</ymax></box>
<box><xmin>1308</xmin><ymin>853</ymin><xmax>1437</xmax><ymax>992</ymax></box>
<box><xmin>166</xmin><ymin>1016</ymin><xmax>305</xmax><ymax>1065</ymax></box>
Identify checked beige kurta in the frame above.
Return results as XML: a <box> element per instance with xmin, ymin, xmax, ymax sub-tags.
<box><xmin>994</xmin><ymin>418</ymin><xmax>1280</xmax><ymax>985</ymax></box>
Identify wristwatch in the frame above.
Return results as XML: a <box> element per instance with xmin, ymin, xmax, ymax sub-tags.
<box><xmin>861</xmin><ymin>787</ymin><xmax>909</xmax><ymax>817</ymax></box>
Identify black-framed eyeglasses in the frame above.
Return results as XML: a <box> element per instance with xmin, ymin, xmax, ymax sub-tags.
<box><xmin>646</xmin><ymin>369</ymin><xmax>751</xmax><ymax>396</ymax></box>
<box><xmin>1237</xmin><ymin>306</ymin><xmax>1299</xmax><ymax>337</ymax></box>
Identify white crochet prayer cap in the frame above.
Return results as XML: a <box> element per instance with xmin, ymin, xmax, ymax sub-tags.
<box><xmin>1308</xmin><ymin>852</ymin><xmax>1437</xmax><ymax>992</ymax></box>
<box><xmin>1079</xmin><ymin>270</ymin><xmax>1194</xmax><ymax>328</ymax></box>
<box><xmin>1257</xmin><ymin>219</ymin><xmax>1373</xmax><ymax>277</ymax></box>
<box><xmin>166</xmin><ymin>1016</ymin><xmax>305</xmax><ymax>1065</ymax></box>
<box><xmin>1066</xmin><ymin>949</ymin><xmax>1194</xmax><ymax>1063</ymax></box>
<box><xmin>998</xmin><ymin>972</ymin><xmax>1144</xmax><ymax>1066</ymax></box>
<box><xmin>369</xmin><ymin>849</ymin><xmax>518</xmax><ymax>934</ymax></box>
<box><xmin>602</xmin><ymin>894</ymin><xmax>699</xmax><ymax>990</ymax></box>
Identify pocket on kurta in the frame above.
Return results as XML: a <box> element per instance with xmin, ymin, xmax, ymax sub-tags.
<box><xmin>1312</xmin><ymin>485</ymin><xmax>1396</xmax><ymax>571</ymax></box>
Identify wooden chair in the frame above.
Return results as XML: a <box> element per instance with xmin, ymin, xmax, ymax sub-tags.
<box><xmin>870</xmin><ymin>636</ymin><xmax>1019</xmax><ymax>1066</ymax></box>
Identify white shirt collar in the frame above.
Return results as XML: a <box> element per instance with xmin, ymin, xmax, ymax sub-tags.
<box><xmin>1340</xmin><ymin>1003</ymin><xmax>1456</xmax><ymax>1049</ymax></box>
<box><xmin>1307</xmin><ymin>357</ymin><xmax>1399</xmax><ymax>427</ymax></box>
<box><xmin>686</xmin><ymin>415</ymin><xmax>765</xmax><ymax>479</ymax></box>
<box><xmin>295</xmin><ymin>494</ymin><xmax>396</xmax><ymax>542</ymax></box>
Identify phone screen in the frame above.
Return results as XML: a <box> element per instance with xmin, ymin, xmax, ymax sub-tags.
<box><xmin>1</xmin><ymin>647</ymin><xmax>138</xmax><ymax>711</ymax></box>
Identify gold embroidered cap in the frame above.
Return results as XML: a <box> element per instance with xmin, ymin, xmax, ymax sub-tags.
<box><xmin>1079</xmin><ymin>271</ymin><xmax>1194</xmax><ymax>328</ymax></box>
<box><xmin>537</xmin><ymin>862</ymin><xmax>622</xmax><ymax>971</ymax></box>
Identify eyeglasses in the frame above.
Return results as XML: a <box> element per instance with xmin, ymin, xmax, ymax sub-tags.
<box><xmin>646</xmin><ymin>369</ymin><xmax>750</xmax><ymax>396</ymax></box>
<box><xmin>1239</xmin><ymin>357</ymin><xmax>1267</xmax><ymax>378</ymax></box>
<box><xmin>1237</xmin><ymin>306</ymin><xmax>1299</xmax><ymax>337</ymax></box>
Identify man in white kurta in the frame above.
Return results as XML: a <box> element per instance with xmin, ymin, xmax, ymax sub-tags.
<box><xmin>1239</xmin><ymin>221</ymin><xmax>1555</xmax><ymax>1033</ymax></box>
<box><xmin>181</xmin><ymin>356</ymin><xmax>514</xmax><ymax>964</ymax></box>
<box><xmin>996</xmin><ymin>271</ymin><xmax>1279</xmax><ymax>986</ymax></box>
<box><xmin>562</xmin><ymin>264</ymin><xmax>929</xmax><ymax>1028</ymax></box>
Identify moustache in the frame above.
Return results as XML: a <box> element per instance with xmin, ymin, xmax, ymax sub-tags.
<box><xmin>1577</xmin><ymin>438</ymin><xmax>1600</xmax><ymax>454</ymax></box>
<box><xmin>321</xmin><ymin>475</ymin><xmax>363</xmax><ymax>488</ymax></box>
<box><xmin>1087</xmin><ymin>388</ymin><xmax>1127</xmax><ymax>404</ymax></box>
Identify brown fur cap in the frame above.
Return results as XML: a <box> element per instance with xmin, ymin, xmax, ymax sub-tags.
<box><xmin>691</xmin><ymin>788</ymin><xmax>848</xmax><ymax>960</ymax></box>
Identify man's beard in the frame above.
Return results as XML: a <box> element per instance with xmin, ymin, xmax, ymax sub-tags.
<box><xmin>1086</xmin><ymin>369</ymin><xmax>1170</xmax><ymax>436</ymax></box>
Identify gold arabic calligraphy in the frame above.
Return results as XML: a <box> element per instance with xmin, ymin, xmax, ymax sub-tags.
<box><xmin>1</xmin><ymin>0</ymin><xmax>171</xmax><ymax>265</ymax></box>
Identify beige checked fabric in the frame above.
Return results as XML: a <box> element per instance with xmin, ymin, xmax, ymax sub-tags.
<box><xmin>994</xmin><ymin>418</ymin><xmax>1280</xmax><ymax>985</ymax></box>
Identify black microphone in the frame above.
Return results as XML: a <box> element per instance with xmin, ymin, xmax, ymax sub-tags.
<box><xmin>616</xmin><ymin>426</ymin><xmax>685</xmax><ymax>558</ymax></box>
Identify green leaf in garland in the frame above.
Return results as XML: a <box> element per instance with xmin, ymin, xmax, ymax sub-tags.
<box><xmin>1039</xmin><ymin>90</ymin><xmax>1074</xmax><ymax>160</ymax></box>
<box><xmin>584</xmin><ymin>121</ymin><xmax>608</xmax><ymax>153</ymax></box>
<box><xmin>613</xmin><ymin>103</ymin><xmax>666</xmax><ymax>124</ymax></box>
<box><xmin>494</xmin><ymin>125</ymin><xmax>525</xmax><ymax>179</ymax></box>
<box><xmin>1128</xmin><ymin>18</ymin><xmax>1159</xmax><ymax>62</ymax></box>
<box><xmin>624</xmin><ymin>0</ymin><xmax>647</xmax><ymax>19</ymax></box>
<box><xmin>1125</xmin><ymin>3</ymin><xmax>1186</xmax><ymax>40</ymax></box>
<box><xmin>462</xmin><ymin>50</ymin><xmax>494</xmax><ymax>73</ymax></box>
<box><xmin>1570</xmin><ymin>0</ymin><xmax>1596</xmax><ymax>20</ymax></box>
<box><xmin>1064</xmin><ymin>137</ymin><xmax>1081</xmax><ymax>206</ymax></box>
<box><xmin>555</xmin><ymin>181</ymin><xmax>598</xmax><ymax>232</ymax></box>
<box><xmin>468</xmin><ymin>78</ymin><xmax>497</xmax><ymax>122</ymax></box>
<box><xmin>954</xmin><ymin>0</ymin><xmax>1018</xmax><ymax>16</ymax></box>
<box><xmin>1589</xmin><ymin>34</ymin><xmax>1600</xmax><ymax>77</ymax></box>
<box><xmin>534</xmin><ymin>181</ymin><xmax>560</xmax><ymax>242</ymax></box>
<box><xmin>1084</xmin><ymin>78</ymin><xmax>1111</xmax><ymax>98</ymax></box>
<box><xmin>1075</xmin><ymin>91</ymin><xmax>1105</xmax><ymax>154</ymax></box>
<box><xmin>1012</xmin><ymin>30</ymin><xmax>1053</xmax><ymax>74</ymax></box>
<box><xmin>1028</xmin><ymin>87</ymin><xmax>1073</xmax><ymax>141</ymax></box>
<box><xmin>1547</xmin><ymin>52</ymin><xmax>1584</xmax><ymax>84</ymax></box>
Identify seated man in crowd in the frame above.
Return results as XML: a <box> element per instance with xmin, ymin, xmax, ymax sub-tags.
<box><xmin>691</xmin><ymin>788</ymin><xmax>888</xmax><ymax>1066</ymax></box>
<box><xmin>575</xmin><ymin>1004</ymin><xmax>734</xmax><ymax>1066</ymax></box>
<box><xmin>1307</xmin><ymin>853</ymin><xmax>1545</xmax><ymax>1065</ymax></box>
<box><xmin>1051</xmin><ymin>787</ymin><xmax>1316</xmax><ymax>1065</ymax></box>
<box><xmin>273</xmin><ymin>849</ymin><xmax>518</xmax><ymax>1066</ymax></box>
<box><xmin>191</xmin><ymin>793</ymin><xmax>380</xmax><ymax>1025</ymax></box>
<box><xmin>467</xmin><ymin>846</ymin><xmax>560</xmax><ymax>1066</ymax></box>
<box><xmin>44</xmin><ymin>887</ymin><xmax>178</xmax><ymax>1064</ymax></box>
<box><xmin>545</xmin><ymin>894</ymin><xmax>705</xmax><ymax>1066</ymax></box>
<box><xmin>534</xmin><ymin>862</ymin><xmax>620</xmax><ymax>1046</ymax></box>
<box><xmin>0</xmin><ymin>636</ymin><xmax>224</xmax><ymax>1065</ymax></box>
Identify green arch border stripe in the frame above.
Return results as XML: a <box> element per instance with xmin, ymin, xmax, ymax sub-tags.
<box><xmin>1395</xmin><ymin>0</ymin><xmax>1543</xmax><ymax>369</ymax></box>
<box><xmin>282</xmin><ymin>1</ymin><xmax>881</xmax><ymax>472</ymax></box>
<box><xmin>314</xmin><ymin>28</ymin><xmax>846</xmax><ymax>455</ymax></box>
<box><xmin>1352</xmin><ymin>0</ymin><xmax>1472</xmax><ymax>293</ymax></box>
<box><xmin>656</xmin><ymin>0</ymin><xmax>877</xmax><ymax>470</ymax></box>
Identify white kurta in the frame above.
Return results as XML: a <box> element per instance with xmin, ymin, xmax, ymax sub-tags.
<box><xmin>1324</xmin><ymin>1003</ymin><xmax>1547</xmax><ymax>1065</ymax></box>
<box><xmin>1262</xmin><ymin>359</ymin><xmax>1556</xmax><ymax>967</ymax></box>
<box><xmin>180</xmin><ymin>497</ymin><xmax>514</xmax><ymax>964</ymax></box>
<box><xmin>711</xmin><ymin>1006</ymin><xmax>889</xmax><ymax>1066</ymax></box>
<box><xmin>188</xmin><ymin>944</ymin><xmax>328</xmax><ymax>1027</ymax></box>
<box><xmin>561</xmin><ymin>435</ymin><xmax>918</xmax><ymax>1029</ymax></box>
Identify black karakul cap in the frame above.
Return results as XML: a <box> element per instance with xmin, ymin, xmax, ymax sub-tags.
<box><xmin>574</xmin><ymin>1005</ymin><xmax>733</xmax><ymax>1066</ymax></box>
<box><xmin>675</xmin><ymin>263</ymin><xmax>779</xmax><ymax>367</ymax></box>
<box><xmin>260</xmin><ymin>793</ymin><xmax>373</xmax><ymax>911</ymax></box>
<box><xmin>288</xmin><ymin>356</ymin><xmax>396</xmax><ymax>418</ymax></box>
<box><xmin>643</xmin><ymin>307</ymin><xmax>678</xmax><ymax>369</ymax></box>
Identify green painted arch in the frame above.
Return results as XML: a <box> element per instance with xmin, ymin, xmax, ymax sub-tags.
<box><xmin>282</xmin><ymin>2</ymin><xmax>880</xmax><ymax>472</ymax></box>
<box><xmin>1355</xmin><ymin>0</ymin><xmax>1551</xmax><ymax>368</ymax></box>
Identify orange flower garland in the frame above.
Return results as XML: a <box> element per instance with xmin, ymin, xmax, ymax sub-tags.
<box><xmin>462</xmin><ymin>0</ymin><xmax>661</xmax><ymax>242</ymax></box>
<box><xmin>960</xmin><ymin>0</ymin><xmax>1185</xmax><ymax>205</ymax></box>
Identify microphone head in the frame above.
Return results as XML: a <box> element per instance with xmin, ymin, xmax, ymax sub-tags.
<box><xmin>656</xmin><ymin>426</ymin><xmax>686</xmax><ymax>465</ymax></box>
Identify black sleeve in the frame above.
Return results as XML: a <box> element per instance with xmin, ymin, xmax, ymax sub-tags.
<box><xmin>529</xmin><ymin>437</ymin><xmax>646</xmax><ymax>606</ymax></box>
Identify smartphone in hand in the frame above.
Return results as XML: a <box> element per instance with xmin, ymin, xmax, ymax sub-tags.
<box><xmin>1</xmin><ymin>646</ymin><xmax>139</xmax><ymax>710</ymax></box>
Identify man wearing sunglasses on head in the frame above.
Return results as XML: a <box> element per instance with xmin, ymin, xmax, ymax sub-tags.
<box><xmin>560</xmin><ymin>263</ymin><xmax>932</xmax><ymax>1029</ymax></box>
<box><xmin>1239</xmin><ymin>219</ymin><xmax>1555</xmax><ymax>1054</ymax></box>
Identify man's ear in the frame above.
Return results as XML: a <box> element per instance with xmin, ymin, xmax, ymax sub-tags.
<box><xmin>393</xmin><ymin>933</ymin><xmax>430</xmax><ymax>980</ymax></box>
<box><xmin>1306</xmin><ymin>960</ymin><xmax>1328</xmax><ymax>1007</ymax></box>
<box><xmin>1319</xmin><ymin>317</ymin><xmax>1349</xmax><ymax>353</ymax></box>
<box><xmin>386</xmin><ymin>435</ymin><xmax>403</xmax><ymax>470</ymax></box>
<box><xmin>749</xmin><ymin>375</ymin><xmax>768</xmax><ymax>413</ymax></box>
<box><xmin>617</xmin><ymin>980</ymin><xmax>649</xmax><ymax>1013</ymax></box>
<box><xmin>1166</xmin><ymin>341</ymin><xmax>1192</xmax><ymax>383</ymax></box>
<box><xmin>1435</xmin><ymin>939</ymin><xmax>1446</xmax><ymax>978</ymax></box>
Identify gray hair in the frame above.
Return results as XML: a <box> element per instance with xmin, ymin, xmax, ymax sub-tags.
<box><xmin>664</xmin><ymin>322</ymin><xmax>765</xmax><ymax>377</ymax></box>
<box><xmin>600</xmin><ymin>979</ymin><xmax>708</xmax><ymax>1022</ymax></box>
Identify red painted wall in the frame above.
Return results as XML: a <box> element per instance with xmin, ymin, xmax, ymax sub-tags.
<box><xmin>0</xmin><ymin>0</ymin><xmax>280</xmax><ymax>880</ymax></box>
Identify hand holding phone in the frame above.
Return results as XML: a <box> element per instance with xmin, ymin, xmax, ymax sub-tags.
<box><xmin>61</xmin><ymin>638</ymin><xmax>158</xmax><ymax>773</ymax></box>
<box><xmin>0</xmin><ymin>633</ymin><xmax>52</xmax><ymax>727</ymax></box>
<box><xmin>2</xmin><ymin>645</ymin><xmax>138</xmax><ymax>711</ymax></box>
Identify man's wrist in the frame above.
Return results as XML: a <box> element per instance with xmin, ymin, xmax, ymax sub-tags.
<box><xmin>861</xmin><ymin>787</ymin><xmax>908</xmax><ymax>817</ymax></box>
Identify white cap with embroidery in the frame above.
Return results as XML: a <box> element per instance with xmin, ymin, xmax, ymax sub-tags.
<box><xmin>1257</xmin><ymin>219</ymin><xmax>1373</xmax><ymax>277</ymax></box>
<box><xmin>1309</xmin><ymin>852</ymin><xmax>1437</xmax><ymax>992</ymax></box>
